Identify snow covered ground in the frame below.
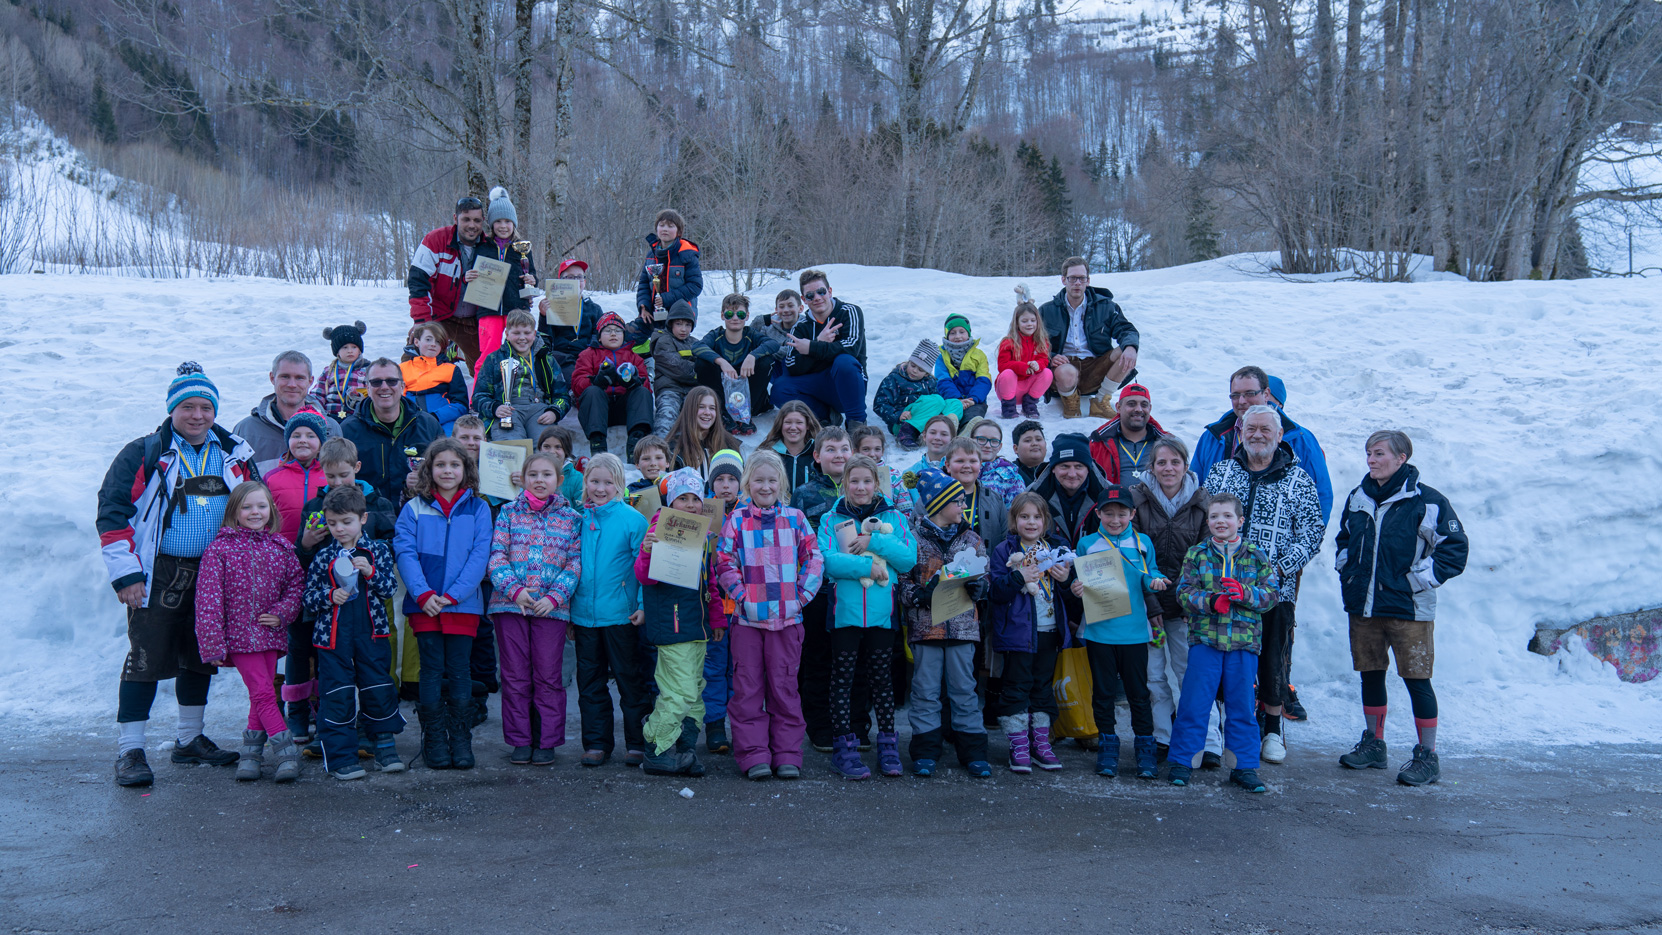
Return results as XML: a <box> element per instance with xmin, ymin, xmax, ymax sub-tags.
<box><xmin>1</xmin><ymin>257</ymin><xmax>1659</xmax><ymax>751</ymax></box>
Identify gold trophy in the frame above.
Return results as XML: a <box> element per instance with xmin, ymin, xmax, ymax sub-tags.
<box><xmin>498</xmin><ymin>357</ymin><xmax>521</xmax><ymax>430</ymax></box>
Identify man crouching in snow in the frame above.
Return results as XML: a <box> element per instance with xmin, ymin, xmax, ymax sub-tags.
<box><xmin>98</xmin><ymin>363</ymin><xmax>259</xmax><ymax>787</ymax></box>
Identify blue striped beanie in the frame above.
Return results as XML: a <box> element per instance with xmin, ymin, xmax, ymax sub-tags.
<box><xmin>167</xmin><ymin>362</ymin><xmax>219</xmax><ymax>413</ymax></box>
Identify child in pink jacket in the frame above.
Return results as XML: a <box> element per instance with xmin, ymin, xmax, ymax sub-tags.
<box><xmin>195</xmin><ymin>481</ymin><xmax>306</xmax><ymax>782</ymax></box>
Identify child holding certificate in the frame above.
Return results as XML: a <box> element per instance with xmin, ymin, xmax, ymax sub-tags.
<box><xmin>1072</xmin><ymin>484</ymin><xmax>1167</xmax><ymax>780</ymax></box>
<box><xmin>714</xmin><ymin>450</ymin><xmax>824</xmax><ymax>781</ymax></box>
<box><xmin>1169</xmin><ymin>492</ymin><xmax>1279</xmax><ymax>794</ymax></box>
<box><xmin>633</xmin><ymin>468</ymin><xmax>726</xmax><ymax>777</ymax></box>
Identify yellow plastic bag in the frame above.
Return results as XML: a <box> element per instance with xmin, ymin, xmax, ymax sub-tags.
<box><xmin>1051</xmin><ymin>646</ymin><xmax>1097</xmax><ymax>739</ymax></box>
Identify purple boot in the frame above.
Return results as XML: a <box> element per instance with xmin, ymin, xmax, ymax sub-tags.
<box><xmin>876</xmin><ymin>731</ymin><xmax>902</xmax><ymax>777</ymax></box>
<box><xmin>1031</xmin><ymin>724</ymin><xmax>1063</xmax><ymax>771</ymax></box>
<box><xmin>1021</xmin><ymin>395</ymin><xmax>1040</xmax><ymax>418</ymax></box>
<box><xmin>1007</xmin><ymin>730</ymin><xmax>1032</xmax><ymax>773</ymax></box>
<box><xmin>831</xmin><ymin>734</ymin><xmax>870</xmax><ymax>780</ymax></box>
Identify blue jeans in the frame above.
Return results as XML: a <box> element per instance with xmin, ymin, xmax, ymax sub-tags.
<box><xmin>415</xmin><ymin>631</ymin><xmax>474</xmax><ymax>707</ymax></box>
<box><xmin>702</xmin><ymin>633</ymin><xmax>731</xmax><ymax>724</ymax></box>
<box><xmin>1168</xmin><ymin>643</ymin><xmax>1260</xmax><ymax>771</ymax></box>
<box><xmin>317</xmin><ymin>597</ymin><xmax>404</xmax><ymax>771</ymax></box>
<box><xmin>770</xmin><ymin>355</ymin><xmax>868</xmax><ymax>423</ymax></box>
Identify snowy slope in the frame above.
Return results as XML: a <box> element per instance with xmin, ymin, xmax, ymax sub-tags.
<box><xmin>2</xmin><ymin>261</ymin><xmax>1659</xmax><ymax>749</ymax></box>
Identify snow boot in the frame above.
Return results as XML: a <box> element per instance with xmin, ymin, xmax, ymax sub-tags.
<box><xmin>1031</xmin><ymin>723</ymin><xmax>1062</xmax><ymax>771</ymax></box>
<box><xmin>1095</xmin><ymin>734</ymin><xmax>1120</xmax><ymax>777</ymax></box>
<box><xmin>831</xmin><ymin>734</ymin><xmax>870</xmax><ymax>780</ymax></box>
<box><xmin>745</xmin><ymin>763</ymin><xmax>773</xmax><ymax>780</ymax></box>
<box><xmin>269</xmin><ymin>730</ymin><xmax>300</xmax><ymax>783</ymax></box>
<box><xmin>418</xmin><ymin>703</ymin><xmax>451</xmax><ymax>770</ymax></box>
<box><xmin>1134</xmin><ymin>735</ymin><xmax>1158</xmax><ymax>779</ymax></box>
<box><xmin>1284</xmin><ymin>685</ymin><xmax>1308</xmax><ymax>722</ymax></box>
<box><xmin>1060</xmin><ymin>390</ymin><xmax>1082</xmax><ymax>420</ymax></box>
<box><xmin>897</xmin><ymin>425</ymin><xmax>922</xmax><ymax>450</ymax></box>
<box><xmin>510</xmin><ymin>745</ymin><xmax>533</xmax><ymax>765</ymax></box>
<box><xmin>447</xmin><ymin>699</ymin><xmax>476</xmax><ymax>769</ymax></box>
<box><xmin>1000</xmin><ymin>397</ymin><xmax>1018</xmax><ymax>419</ymax></box>
<box><xmin>641</xmin><ymin>743</ymin><xmax>681</xmax><ymax>775</ymax></box>
<box><xmin>284</xmin><ymin>700</ymin><xmax>312</xmax><ymax>745</ymax></box>
<box><xmin>373</xmin><ymin>734</ymin><xmax>404</xmax><ymax>772</ymax></box>
<box><xmin>626</xmin><ymin>430</ymin><xmax>648</xmax><ymax>461</ymax></box>
<box><xmin>1168</xmin><ymin>763</ymin><xmax>1192</xmax><ymax>786</ymax></box>
<box><xmin>774</xmin><ymin>764</ymin><xmax>800</xmax><ymax>779</ymax></box>
<box><xmin>705</xmin><ymin>720</ymin><xmax>731</xmax><ymax>755</ymax></box>
<box><xmin>1021</xmin><ymin>395</ymin><xmax>1040</xmax><ymax>418</ymax></box>
<box><xmin>678</xmin><ymin>717</ymin><xmax>705</xmax><ymax>778</ymax></box>
<box><xmin>876</xmin><ymin>731</ymin><xmax>902</xmax><ymax>777</ymax></box>
<box><xmin>588</xmin><ymin>432</ymin><xmax>608</xmax><ymax>456</ymax></box>
<box><xmin>1000</xmin><ymin>713</ymin><xmax>1032</xmax><ymax>773</ymax></box>
<box><xmin>1397</xmin><ymin>745</ymin><xmax>1440</xmax><ymax>786</ymax></box>
<box><xmin>1231</xmin><ymin>767</ymin><xmax>1267</xmax><ymax>793</ymax></box>
<box><xmin>1339</xmin><ymin>730</ymin><xmax>1388</xmax><ymax>770</ymax></box>
<box><xmin>236</xmin><ymin>730</ymin><xmax>266</xmax><ymax>781</ymax></box>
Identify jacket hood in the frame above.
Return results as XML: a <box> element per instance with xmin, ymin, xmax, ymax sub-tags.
<box><xmin>1134</xmin><ymin>469</ymin><xmax>1201</xmax><ymax>517</ymax></box>
<box><xmin>1029</xmin><ymin>458</ymin><xmax>1108</xmax><ymax>503</ymax></box>
<box><xmin>1205</xmin><ymin>406</ymin><xmax>1301</xmax><ymax>440</ymax></box>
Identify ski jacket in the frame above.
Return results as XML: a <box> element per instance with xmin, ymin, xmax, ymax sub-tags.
<box><xmin>986</xmin><ymin>533</ymin><xmax>1078</xmax><ymax>653</ymax></box>
<box><xmin>1334</xmin><ymin>464</ymin><xmax>1468</xmax><ymax>621</ymax></box>
<box><xmin>898</xmin><ymin>516</ymin><xmax>985</xmax><ymax>643</ymax></box>
<box><xmin>791</xmin><ymin>469</ymin><xmax>843</xmax><ymax>530</ymax></box>
<box><xmin>634</xmin><ymin>234</ymin><xmax>703</xmax><ymax>314</ymax></box>
<box><xmin>978</xmin><ymin>457</ymin><xmax>1027</xmax><ymax>506</ymax></box>
<box><xmin>1191</xmin><ymin>407</ymin><xmax>1333</xmax><ymax>524</ymax></box>
<box><xmin>96</xmin><ymin>420</ymin><xmax>258</xmax><ymax>605</ymax></box>
<box><xmin>400</xmin><ymin>357</ymin><xmax>470</xmax><ymax>434</ymax></box>
<box><xmin>569</xmin><ymin>498</ymin><xmax>648</xmax><ymax>627</ymax></box>
<box><xmin>714</xmin><ymin>502</ymin><xmax>825</xmax><ymax>630</ymax></box>
<box><xmin>633</xmin><ymin>510</ymin><xmax>727</xmax><ymax>645</ymax></box>
<box><xmin>1075</xmin><ymin>529</ymin><xmax>1159</xmax><ymax>645</ymax></box>
<box><xmin>934</xmin><ymin>341</ymin><xmax>993</xmax><ymax>403</ymax></box>
<box><xmin>781</xmin><ymin>299</ymin><xmax>867</xmax><ymax>377</ymax></box>
<box><xmin>265</xmin><ymin>457</ymin><xmax>329</xmax><ymax>542</ymax></box>
<box><xmin>194</xmin><ymin>524</ymin><xmax>305</xmax><ymax>661</ymax></box>
<box><xmin>1087</xmin><ymin>416</ymin><xmax>1171</xmax><ymax>484</ymax></box>
<box><xmin>772</xmin><ymin>441</ymin><xmax>818</xmax><ymax>495</ymax></box>
<box><xmin>232</xmin><ymin>395</ymin><xmax>341</xmax><ymax>474</ymax></box>
<box><xmin>996</xmin><ymin>334</ymin><xmax>1050</xmax><ymax>378</ymax></box>
<box><xmin>408</xmin><ymin>224</ymin><xmax>470</xmax><ymax>323</ymax></box>
<box><xmin>339</xmin><ymin>402</ymin><xmax>443</xmax><ymax>504</ymax></box>
<box><xmin>1039</xmin><ymin>286</ymin><xmax>1139</xmax><ymax>358</ymax></box>
<box><xmin>1176</xmin><ymin>538</ymin><xmax>1279</xmax><ymax>655</ymax></box>
<box><xmin>487</xmin><ymin>490</ymin><xmax>583</xmax><ymax>619</ymax></box>
<box><xmin>1025</xmin><ymin>460</ymin><xmax>1111</xmax><ymax>548</ymax></box>
<box><xmin>816</xmin><ymin>497</ymin><xmax>918</xmax><ymax>630</ymax></box>
<box><xmin>1202</xmin><ymin>443</ymin><xmax>1325</xmax><ymax>603</ymax></box>
<box><xmin>472</xmin><ymin>339</ymin><xmax>573</xmax><ymax>432</ymax></box>
<box><xmin>302</xmin><ymin>538</ymin><xmax>398</xmax><ymax>649</ymax></box>
<box><xmin>394</xmin><ymin>489</ymin><xmax>494</xmax><ymax>616</ymax></box>
<box><xmin>872</xmin><ymin>365</ymin><xmax>939</xmax><ymax>429</ymax></box>
<box><xmin>1130</xmin><ymin>471</ymin><xmax>1210</xmax><ymax>619</ymax></box>
<box><xmin>571</xmin><ymin>344</ymin><xmax>650</xmax><ymax>398</ymax></box>
<box><xmin>643</xmin><ymin>327</ymin><xmax>719</xmax><ymax>393</ymax></box>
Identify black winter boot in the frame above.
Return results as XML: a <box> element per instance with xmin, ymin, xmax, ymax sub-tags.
<box><xmin>418</xmin><ymin>703</ymin><xmax>451</xmax><ymax>770</ymax></box>
<box><xmin>678</xmin><ymin>717</ymin><xmax>705</xmax><ymax>778</ymax></box>
<box><xmin>447</xmin><ymin>699</ymin><xmax>476</xmax><ymax>769</ymax></box>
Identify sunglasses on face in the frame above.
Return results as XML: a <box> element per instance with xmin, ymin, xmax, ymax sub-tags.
<box><xmin>723</xmin><ymin>309</ymin><xmax>749</xmax><ymax>319</ymax></box>
<box><xmin>367</xmin><ymin>377</ymin><xmax>402</xmax><ymax>388</ymax></box>
<box><xmin>803</xmin><ymin>288</ymin><xmax>829</xmax><ymax>299</ymax></box>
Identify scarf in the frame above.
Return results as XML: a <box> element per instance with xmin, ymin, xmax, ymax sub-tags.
<box><xmin>1137</xmin><ymin>469</ymin><xmax>1199</xmax><ymax>518</ymax></box>
<box><xmin>524</xmin><ymin>491</ymin><xmax>551</xmax><ymax>512</ymax></box>
<box><xmin>1362</xmin><ymin>463</ymin><xmax>1410</xmax><ymax>505</ymax></box>
<box><xmin>943</xmin><ymin>337</ymin><xmax>973</xmax><ymax>368</ymax></box>
<box><xmin>433</xmin><ymin>488</ymin><xmax>462</xmax><ymax>516</ymax></box>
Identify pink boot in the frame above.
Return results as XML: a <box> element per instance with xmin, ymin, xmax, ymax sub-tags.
<box><xmin>1007</xmin><ymin>730</ymin><xmax>1032</xmax><ymax>773</ymax></box>
<box><xmin>1031</xmin><ymin>724</ymin><xmax>1063</xmax><ymax>771</ymax></box>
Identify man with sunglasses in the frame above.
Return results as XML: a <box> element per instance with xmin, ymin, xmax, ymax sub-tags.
<box><xmin>696</xmin><ymin>293</ymin><xmax>781</xmax><ymax>434</ymax></box>
<box><xmin>340</xmin><ymin>359</ymin><xmax>443</xmax><ymax>503</ymax></box>
<box><xmin>1039</xmin><ymin>256</ymin><xmax>1141</xmax><ymax>419</ymax></box>
<box><xmin>408</xmin><ymin>195</ymin><xmax>489</xmax><ymax>366</ymax></box>
<box><xmin>1190</xmin><ymin>365</ymin><xmax>1333</xmax><ymax>524</ymax></box>
<box><xmin>538</xmin><ymin>258</ymin><xmax>606</xmax><ymax>384</ymax></box>
<box><xmin>771</xmin><ymin>268</ymin><xmax>869</xmax><ymax>428</ymax></box>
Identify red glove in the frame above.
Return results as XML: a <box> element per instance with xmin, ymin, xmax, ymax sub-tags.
<box><xmin>1213</xmin><ymin>593</ymin><xmax>1232</xmax><ymax>614</ymax></box>
<box><xmin>1221</xmin><ymin>577</ymin><xmax>1246</xmax><ymax>601</ymax></box>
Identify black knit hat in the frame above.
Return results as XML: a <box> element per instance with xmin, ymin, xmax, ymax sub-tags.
<box><xmin>1049</xmin><ymin>432</ymin><xmax>1090</xmax><ymax>469</ymax></box>
<box><xmin>324</xmin><ymin>321</ymin><xmax>367</xmax><ymax>357</ymax></box>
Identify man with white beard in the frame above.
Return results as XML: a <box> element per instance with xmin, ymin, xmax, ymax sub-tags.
<box><xmin>1202</xmin><ymin>405</ymin><xmax>1324</xmax><ymax>767</ymax></box>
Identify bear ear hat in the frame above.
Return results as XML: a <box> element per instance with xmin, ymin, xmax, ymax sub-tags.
<box><xmin>355</xmin><ymin>320</ymin><xmax>367</xmax><ymax>333</ymax></box>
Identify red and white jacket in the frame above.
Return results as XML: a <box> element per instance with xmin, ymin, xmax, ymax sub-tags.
<box><xmin>408</xmin><ymin>225</ymin><xmax>468</xmax><ymax>323</ymax></box>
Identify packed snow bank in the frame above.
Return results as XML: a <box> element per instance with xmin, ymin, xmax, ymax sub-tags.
<box><xmin>2</xmin><ymin>262</ymin><xmax>1658</xmax><ymax>749</ymax></box>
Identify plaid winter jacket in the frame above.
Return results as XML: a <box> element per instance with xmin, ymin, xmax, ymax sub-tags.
<box><xmin>1202</xmin><ymin>442</ymin><xmax>1324</xmax><ymax>603</ymax></box>
<box><xmin>486</xmin><ymin>491</ymin><xmax>582</xmax><ymax>619</ymax></box>
<box><xmin>303</xmin><ymin>538</ymin><xmax>398</xmax><ymax>650</ymax></box>
<box><xmin>308</xmin><ymin>358</ymin><xmax>371</xmax><ymax>420</ymax></box>
<box><xmin>899</xmin><ymin>516</ymin><xmax>986</xmax><ymax>643</ymax></box>
<box><xmin>1175</xmin><ymin>538</ymin><xmax>1279</xmax><ymax>655</ymax></box>
<box><xmin>714</xmin><ymin>502</ymin><xmax>825</xmax><ymax>630</ymax></box>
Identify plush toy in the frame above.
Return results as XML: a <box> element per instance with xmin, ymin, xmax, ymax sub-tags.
<box><xmin>858</xmin><ymin>516</ymin><xmax>893</xmax><ymax>588</ymax></box>
<box><xmin>1005</xmin><ymin>545</ymin><xmax>1076</xmax><ymax>596</ymax></box>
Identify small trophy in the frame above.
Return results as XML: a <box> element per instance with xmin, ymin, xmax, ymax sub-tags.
<box><xmin>498</xmin><ymin>358</ymin><xmax>521</xmax><ymax>429</ymax></box>
<box><xmin>648</xmin><ymin>262</ymin><xmax>665</xmax><ymax>293</ymax></box>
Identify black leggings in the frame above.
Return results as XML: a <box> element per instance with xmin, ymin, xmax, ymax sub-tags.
<box><xmin>117</xmin><ymin>669</ymin><xmax>212</xmax><ymax>723</ymax></box>
<box><xmin>831</xmin><ymin>626</ymin><xmax>894</xmax><ymax>735</ymax></box>
<box><xmin>1360</xmin><ymin>669</ymin><xmax>1437</xmax><ymax>719</ymax></box>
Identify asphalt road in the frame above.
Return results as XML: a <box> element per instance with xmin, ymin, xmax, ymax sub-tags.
<box><xmin>2</xmin><ymin>719</ymin><xmax>1658</xmax><ymax>935</ymax></box>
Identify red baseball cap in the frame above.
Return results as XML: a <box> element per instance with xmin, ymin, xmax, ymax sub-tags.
<box><xmin>557</xmin><ymin>258</ymin><xmax>588</xmax><ymax>277</ymax></box>
<box><xmin>1118</xmin><ymin>382</ymin><xmax>1150</xmax><ymax>403</ymax></box>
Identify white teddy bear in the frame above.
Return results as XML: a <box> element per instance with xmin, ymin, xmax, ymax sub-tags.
<box><xmin>858</xmin><ymin>516</ymin><xmax>893</xmax><ymax>589</ymax></box>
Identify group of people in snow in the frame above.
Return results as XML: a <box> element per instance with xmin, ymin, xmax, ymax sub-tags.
<box><xmin>96</xmin><ymin>193</ymin><xmax>1470</xmax><ymax>794</ymax></box>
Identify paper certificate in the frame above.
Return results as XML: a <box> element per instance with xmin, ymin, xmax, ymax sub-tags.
<box><xmin>630</xmin><ymin>485</ymin><xmax>662</xmax><ymax>521</ymax></box>
<box><xmin>646</xmin><ymin>508</ymin><xmax>712</xmax><ymax>589</ymax></box>
<box><xmin>479</xmin><ymin>440</ymin><xmax>530</xmax><ymax>500</ymax></box>
<box><xmin>931</xmin><ymin>573</ymin><xmax>975</xmax><ymax>622</ymax></box>
<box><xmin>543</xmin><ymin>279</ymin><xmax>582</xmax><ymax>326</ymax></box>
<box><xmin>1074</xmin><ymin>549</ymin><xmax>1132</xmax><ymax>623</ymax></box>
<box><xmin>702</xmin><ymin>498</ymin><xmax>728</xmax><ymax>538</ymax></box>
<box><xmin>463</xmin><ymin>256</ymin><xmax>514</xmax><ymax>310</ymax></box>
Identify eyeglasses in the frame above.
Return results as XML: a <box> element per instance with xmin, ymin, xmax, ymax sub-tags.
<box><xmin>367</xmin><ymin>377</ymin><xmax>402</xmax><ymax>388</ymax></box>
<box><xmin>1063</xmin><ymin>275</ymin><xmax>1089</xmax><ymax>283</ymax></box>
<box><xmin>803</xmin><ymin>288</ymin><xmax>829</xmax><ymax>299</ymax></box>
<box><xmin>1229</xmin><ymin>390</ymin><xmax>1265</xmax><ymax>401</ymax></box>
<box><xmin>722</xmin><ymin>309</ymin><xmax>749</xmax><ymax>319</ymax></box>
<box><xmin>560</xmin><ymin>272</ymin><xmax>585</xmax><ymax>281</ymax></box>
<box><xmin>455</xmin><ymin>196</ymin><xmax>483</xmax><ymax>213</ymax></box>
<box><xmin>972</xmin><ymin>435</ymin><xmax>1001</xmax><ymax>448</ymax></box>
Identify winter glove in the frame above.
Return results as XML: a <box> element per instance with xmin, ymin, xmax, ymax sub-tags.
<box><xmin>919</xmin><ymin>577</ymin><xmax>940</xmax><ymax>602</ymax></box>
<box><xmin>1212</xmin><ymin>593</ymin><xmax>1232</xmax><ymax>615</ymax></box>
<box><xmin>593</xmin><ymin>361</ymin><xmax>618</xmax><ymax>388</ymax></box>
<box><xmin>1221</xmin><ymin>577</ymin><xmax>1246</xmax><ymax>602</ymax></box>
<box><xmin>966</xmin><ymin>575</ymin><xmax>989</xmax><ymax>602</ymax></box>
